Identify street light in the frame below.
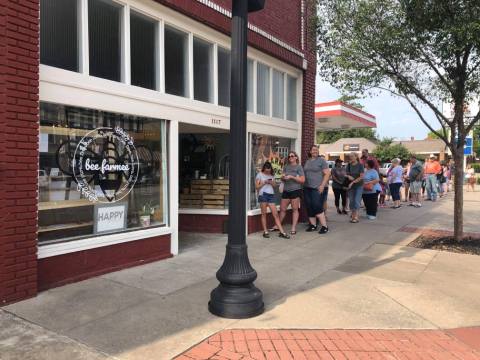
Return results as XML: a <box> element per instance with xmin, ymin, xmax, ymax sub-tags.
<box><xmin>208</xmin><ymin>0</ymin><xmax>266</xmax><ymax>319</ymax></box>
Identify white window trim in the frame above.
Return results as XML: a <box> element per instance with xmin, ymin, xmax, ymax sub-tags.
<box><xmin>179</xmin><ymin>208</ymin><xmax>228</xmax><ymax>216</ymax></box>
<box><xmin>38</xmin><ymin>226</ymin><xmax>173</xmax><ymax>259</ymax></box>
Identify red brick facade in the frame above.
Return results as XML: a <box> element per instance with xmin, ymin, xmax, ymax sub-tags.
<box><xmin>0</xmin><ymin>0</ymin><xmax>316</xmax><ymax>304</ymax></box>
<box><xmin>0</xmin><ymin>0</ymin><xmax>40</xmax><ymax>305</ymax></box>
<box><xmin>38</xmin><ymin>235</ymin><xmax>172</xmax><ymax>291</ymax></box>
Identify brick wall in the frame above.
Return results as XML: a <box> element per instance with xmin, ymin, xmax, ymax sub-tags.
<box><xmin>0</xmin><ymin>0</ymin><xmax>40</xmax><ymax>305</ymax></box>
<box><xmin>300</xmin><ymin>0</ymin><xmax>317</xmax><ymax>163</ymax></box>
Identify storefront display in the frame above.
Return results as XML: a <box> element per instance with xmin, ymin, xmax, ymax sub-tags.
<box><xmin>38</xmin><ymin>102</ymin><xmax>168</xmax><ymax>244</ymax></box>
<box><xmin>179</xmin><ymin>133</ymin><xmax>230</xmax><ymax>210</ymax></box>
<box><xmin>250</xmin><ymin>133</ymin><xmax>294</xmax><ymax>209</ymax></box>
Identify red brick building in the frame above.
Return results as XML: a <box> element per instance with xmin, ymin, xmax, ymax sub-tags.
<box><xmin>0</xmin><ymin>0</ymin><xmax>317</xmax><ymax>304</ymax></box>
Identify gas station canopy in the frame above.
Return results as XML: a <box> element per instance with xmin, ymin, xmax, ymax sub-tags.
<box><xmin>315</xmin><ymin>101</ymin><xmax>376</xmax><ymax>131</ymax></box>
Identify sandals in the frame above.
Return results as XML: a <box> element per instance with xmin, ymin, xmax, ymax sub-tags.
<box><xmin>263</xmin><ymin>231</ymin><xmax>270</xmax><ymax>238</ymax></box>
<box><xmin>268</xmin><ymin>227</ymin><xmax>279</xmax><ymax>232</ymax></box>
<box><xmin>290</xmin><ymin>230</ymin><xmax>297</xmax><ymax>235</ymax></box>
<box><xmin>279</xmin><ymin>232</ymin><xmax>290</xmax><ymax>239</ymax></box>
<box><xmin>350</xmin><ymin>219</ymin><xmax>359</xmax><ymax>223</ymax></box>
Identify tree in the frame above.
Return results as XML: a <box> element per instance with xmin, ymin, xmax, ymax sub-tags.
<box><xmin>337</xmin><ymin>94</ymin><xmax>365</xmax><ymax>109</ymax></box>
<box><xmin>427</xmin><ymin>128</ymin><xmax>450</xmax><ymax>140</ymax></box>
<box><xmin>372</xmin><ymin>138</ymin><xmax>411</xmax><ymax>163</ymax></box>
<box><xmin>317</xmin><ymin>0</ymin><xmax>480</xmax><ymax>241</ymax></box>
<box><xmin>317</xmin><ymin>127</ymin><xmax>378</xmax><ymax>144</ymax></box>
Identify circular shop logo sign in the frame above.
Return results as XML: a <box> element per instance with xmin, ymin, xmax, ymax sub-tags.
<box><xmin>73</xmin><ymin>127</ymin><xmax>140</xmax><ymax>203</ymax></box>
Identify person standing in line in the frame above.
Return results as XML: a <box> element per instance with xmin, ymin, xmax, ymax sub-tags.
<box><xmin>331</xmin><ymin>158</ymin><xmax>348</xmax><ymax>215</ymax></box>
<box><xmin>255</xmin><ymin>161</ymin><xmax>290</xmax><ymax>239</ymax></box>
<box><xmin>271</xmin><ymin>151</ymin><xmax>305</xmax><ymax>235</ymax></box>
<box><xmin>403</xmin><ymin>161</ymin><xmax>411</xmax><ymax>203</ymax></box>
<box><xmin>346</xmin><ymin>152</ymin><xmax>365</xmax><ymax>223</ymax></box>
<box><xmin>408</xmin><ymin>155</ymin><xmax>424</xmax><ymax>208</ymax></box>
<box><xmin>388</xmin><ymin>158</ymin><xmax>404</xmax><ymax>209</ymax></box>
<box><xmin>424</xmin><ymin>154</ymin><xmax>442</xmax><ymax>201</ymax></box>
<box><xmin>466</xmin><ymin>164</ymin><xmax>476</xmax><ymax>192</ymax></box>
<box><xmin>362</xmin><ymin>159</ymin><xmax>382</xmax><ymax>220</ymax></box>
<box><xmin>360</xmin><ymin>148</ymin><xmax>380</xmax><ymax>172</ymax></box>
<box><xmin>303</xmin><ymin>145</ymin><xmax>330</xmax><ymax>234</ymax></box>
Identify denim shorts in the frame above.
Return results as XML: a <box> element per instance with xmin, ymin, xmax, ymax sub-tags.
<box><xmin>258</xmin><ymin>192</ymin><xmax>275</xmax><ymax>204</ymax></box>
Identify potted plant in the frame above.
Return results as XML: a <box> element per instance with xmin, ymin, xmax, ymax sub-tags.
<box><xmin>139</xmin><ymin>202</ymin><xmax>155</xmax><ymax>227</ymax></box>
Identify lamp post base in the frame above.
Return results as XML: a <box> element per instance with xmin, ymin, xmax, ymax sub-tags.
<box><xmin>209</xmin><ymin>244</ymin><xmax>264</xmax><ymax>319</ymax></box>
<box><xmin>209</xmin><ymin>283</ymin><xmax>264</xmax><ymax>319</ymax></box>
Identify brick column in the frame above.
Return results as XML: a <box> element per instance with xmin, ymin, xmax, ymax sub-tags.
<box><xmin>0</xmin><ymin>0</ymin><xmax>40</xmax><ymax>305</ymax></box>
<box><xmin>301</xmin><ymin>0</ymin><xmax>317</xmax><ymax>164</ymax></box>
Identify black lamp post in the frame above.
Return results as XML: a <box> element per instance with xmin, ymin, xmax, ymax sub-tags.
<box><xmin>208</xmin><ymin>0</ymin><xmax>266</xmax><ymax>319</ymax></box>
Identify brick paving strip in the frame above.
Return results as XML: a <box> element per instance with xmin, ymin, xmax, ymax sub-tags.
<box><xmin>174</xmin><ymin>328</ymin><xmax>480</xmax><ymax>360</ymax></box>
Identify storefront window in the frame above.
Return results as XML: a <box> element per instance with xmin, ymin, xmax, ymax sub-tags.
<box><xmin>179</xmin><ymin>132</ymin><xmax>229</xmax><ymax>210</ymax></box>
<box><xmin>257</xmin><ymin>63</ymin><xmax>270</xmax><ymax>116</ymax></box>
<box><xmin>286</xmin><ymin>75</ymin><xmax>298</xmax><ymax>121</ymax></box>
<box><xmin>193</xmin><ymin>37</ymin><xmax>214</xmax><ymax>103</ymax></box>
<box><xmin>272</xmin><ymin>69</ymin><xmax>285</xmax><ymax>119</ymax></box>
<box><xmin>130</xmin><ymin>11</ymin><xmax>157</xmax><ymax>90</ymax></box>
<box><xmin>218</xmin><ymin>47</ymin><xmax>231</xmax><ymax>107</ymax></box>
<box><xmin>165</xmin><ymin>25</ymin><xmax>189</xmax><ymax>97</ymax></box>
<box><xmin>88</xmin><ymin>0</ymin><xmax>123</xmax><ymax>82</ymax></box>
<box><xmin>40</xmin><ymin>0</ymin><xmax>79</xmax><ymax>72</ymax></box>
<box><xmin>250</xmin><ymin>134</ymin><xmax>293</xmax><ymax>209</ymax></box>
<box><xmin>38</xmin><ymin>102</ymin><xmax>168</xmax><ymax>245</ymax></box>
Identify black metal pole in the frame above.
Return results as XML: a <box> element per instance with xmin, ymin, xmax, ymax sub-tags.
<box><xmin>208</xmin><ymin>0</ymin><xmax>265</xmax><ymax>319</ymax></box>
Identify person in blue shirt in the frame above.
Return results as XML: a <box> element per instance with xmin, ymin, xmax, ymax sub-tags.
<box><xmin>362</xmin><ymin>159</ymin><xmax>382</xmax><ymax>220</ymax></box>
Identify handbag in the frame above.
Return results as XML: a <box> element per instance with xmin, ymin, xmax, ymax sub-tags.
<box><xmin>363</xmin><ymin>182</ymin><xmax>373</xmax><ymax>191</ymax></box>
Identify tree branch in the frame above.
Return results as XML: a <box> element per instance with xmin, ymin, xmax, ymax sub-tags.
<box><xmin>419</xmin><ymin>49</ymin><xmax>455</xmax><ymax>94</ymax></box>
<box><xmin>403</xmin><ymin>94</ymin><xmax>451</xmax><ymax>146</ymax></box>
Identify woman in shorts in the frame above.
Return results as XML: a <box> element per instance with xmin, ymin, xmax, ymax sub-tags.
<box><xmin>255</xmin><ymin>161</ymin><xmax>290</xmax><ymax>239</ymax></box>
<box><xmin>270</xmin><ymin>151</ymin><xmax>305</xmax><ymax>235</ymax></box>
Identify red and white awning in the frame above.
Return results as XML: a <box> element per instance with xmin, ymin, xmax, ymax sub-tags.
<box><xmin>315</xmin><ymin>101</ymin><xmax>376</xmax><ymax>130</ymax></box>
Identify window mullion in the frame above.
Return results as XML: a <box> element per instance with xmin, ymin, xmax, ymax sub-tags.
<box><xmin>213</xmin><ymin>43</ymin><xmax>218</xmax><ymax>105</ymax></box>
<box><xmin>253</xmin><ymin>61</ymin><xmax>257</xmax><ymax>114</ymax></box>
<box><xmin>283</xmin><ymin>73</ymin><xmax>287</xmax><ymax>120</ymax></box>
<box><xmin>123</xmin><ymin>4</ymin><xmax>131</xmax><ymax>85</ymax></box>
<box><xmin>269</xmin><ymin>67</ymin><xmax>273</xmax><ymax>117</ymax></box>
<box><xmin>158</xmin><ymin>20</ymin><xmax>165</xmax><ymax>93</ymax></box>
<box><xmin>188</xmin><ymin>32</ymin><xmax>194</xmax><ymax>99</ymax></box>
<box><xmin>80</xmin><ymin>0</ymin><xmax>89</xmax><ymax>74</ymax></box>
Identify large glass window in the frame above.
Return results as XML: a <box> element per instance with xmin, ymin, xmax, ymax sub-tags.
<box><xmin>249</xmin><ymin>134</ymin><xmax>293</xmax><ymax>209</ymax></box>
<box><xmin>38</xmin><ymin>102</ymin><xmax>168</xmax><ymax>245</ymax></box>
<box><xmin>179</xmin><ymin>132</ymin><xmax>230</xmax><ymax>210</ymax></box>
<box><xmin>40</xmin><ymin>0</ymin><xmax>79</xmax><ymax>72</ymax></box>
<box><xmin>218</xmin><ymin>47</ymin><xmax>231</xmax><ymax>107</ymax></box>
<box><xmin>88</xmin><ymin>0</ymin><xmax>122</xmax><ymax>82</ymax></box>
<box><xmin>257</xmin><ymin>63</ymin><xmax>270</xmax><ymax>116</ymax></box>
<box><xmin>272</xmin><ymin>70</ymin><xmax>285</xmax><ymax>119</ymax></box>
<box><xmin>130</xmin><ymin>11</ymin><xmax>157</xmax><ymax>90</ymax></box>
<box><xmin>193</xmin><ymin>38</ymin><xmax>213</xmax><ymax>103</ymax></box>
<box><xmin>165</xmin><ymin>25</ymin><xmax>189</xmax><ymax>97</ymax></box>
<box><xmin>287</xmin><ymin>75</ymin><xmax>298</xmax><ymax>121</ymax></box>
<box><xmin>247</xmin><ymin>59</ymin><xmax>254</xmax><ymax>113</ymax></box>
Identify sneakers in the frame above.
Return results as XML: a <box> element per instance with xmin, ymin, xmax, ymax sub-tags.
<box><xmin>318</xmin><ymin>226</ymin><xmax>329</xmax><ymax>234</ymax></box>
<box><xmin>306</xmin><ymin>224</ymin><xmax>318</xmax><ymax>232</ymax></box>
<box><xmin>414</xmin><ymin>203</ymin><xmax>422</xmax><ymax>208</ymax></box>
<box><xmin>367</xmin><ymin>215</ymin><xmax>377</xmax><ymax>220</ymax></box>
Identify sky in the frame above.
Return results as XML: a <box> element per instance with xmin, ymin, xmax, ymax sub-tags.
<box><xmin>315</xmin><ymin>78</ymin><xmax>439</xmax><ymax>140</ymax></box>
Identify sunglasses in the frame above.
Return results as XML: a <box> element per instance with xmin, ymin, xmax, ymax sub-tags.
<box><xmin>288</xmin><ymin>154</ymin><xmax>296</xmax><ymax>158</ymax></box>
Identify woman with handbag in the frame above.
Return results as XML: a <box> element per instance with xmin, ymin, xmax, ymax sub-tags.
<box><xmin>362</xmin><ymin>159</ymin><xmax>382</xmax><ymax>220</ymax></box>
<box><xmin>346</xmin><ymin>152</ymin><xmax>364</xmax><ymax>223</ymax></box>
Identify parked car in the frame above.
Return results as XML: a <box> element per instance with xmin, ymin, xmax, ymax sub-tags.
<box><xmin>379</xmin><ymin>163</ymin><xmax>392</xmax><ymax>176</ymax></box>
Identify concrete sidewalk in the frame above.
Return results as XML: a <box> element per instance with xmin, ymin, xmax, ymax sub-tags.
<box><xmin>1</xmin><ymin>190</ymin><xmax>479</xmax><ymax>360</ymax></box>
